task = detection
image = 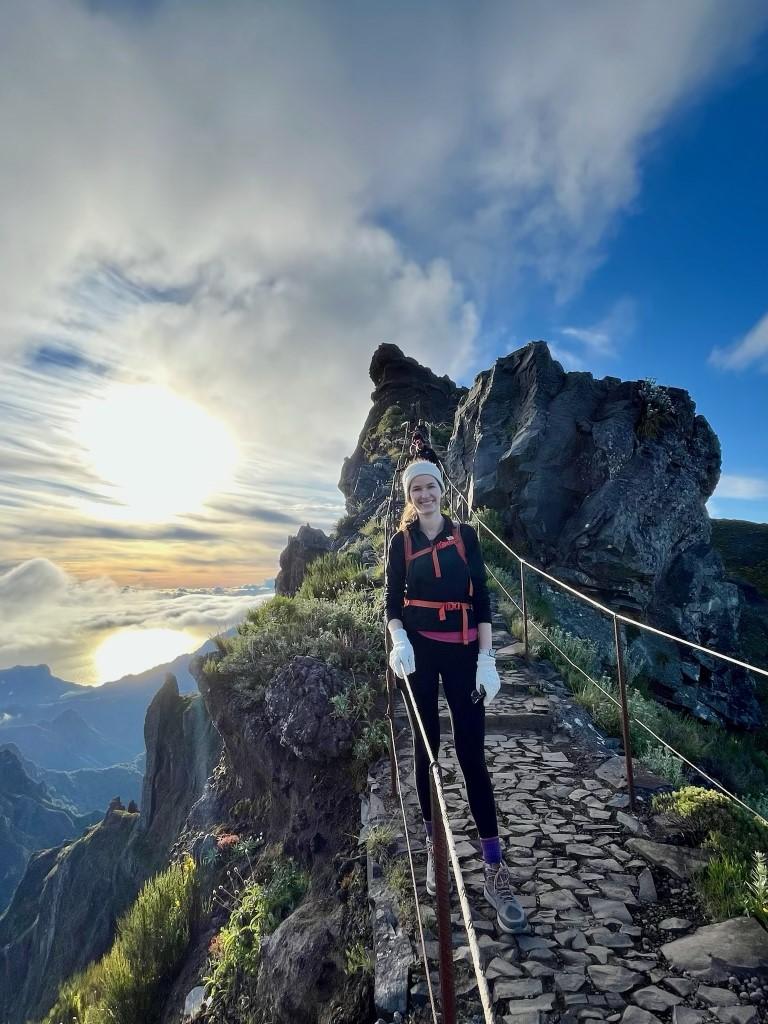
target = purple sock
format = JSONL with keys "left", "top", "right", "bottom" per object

{"left": 481, "top": 836, "right": 502, "bottom": 865}
{"left": 424, "top": 819, "right": 433, "bottom": 839}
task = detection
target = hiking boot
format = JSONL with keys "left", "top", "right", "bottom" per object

{"left": 425, "top": 837, "right": 453, "bottom": 896}
{"left": 483, "top": 860, "right": 528, "bottom": 934}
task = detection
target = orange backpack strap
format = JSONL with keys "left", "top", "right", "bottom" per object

{"left": 453, "top": 522, "right": 474, "bottom": 597}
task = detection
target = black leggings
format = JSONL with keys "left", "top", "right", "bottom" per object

{"left": 402, "top": 631, "right": 498, "bottom": 838}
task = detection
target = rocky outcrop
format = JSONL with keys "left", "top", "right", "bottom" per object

{"left": 196, "top": 655, "right": 358, "bottom": 876}
{"left": 337, "top": 344, "right": 466, "bottom": 526}
{"left": 0, "top": 677, "right": 219, "bottom": 1024}
{"left": 140, "top": 674, "right": 221, "bottom": 850}
{"left": 444, "top": 342, "right": 758, "bottom": 727}
{"left": 0, "top": 749, "right": 99, "bottom": 913}
{"left": 275, "top": 524, "right": 332, "bottom": 596}
{"left": 0, "top": 805, "right": 144, "bottom": 1024}
{"left": 189, "top": 655, "right": 369, "bottom": 1023}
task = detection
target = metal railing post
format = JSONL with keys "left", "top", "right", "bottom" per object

{"left": 613, "top": 615, "right": 636, "bottom": 812}
{"left": 519, "top": 560, "right": 529, "bottom": 658}
{"left": 430, "top": 769, "right": 457, "bottom": 1024}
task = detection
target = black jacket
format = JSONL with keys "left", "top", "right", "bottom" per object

{"left": 385, "top": 515, "right": 492, "bottom": 633}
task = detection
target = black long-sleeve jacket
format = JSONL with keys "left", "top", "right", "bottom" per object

{"left": 385, "top": 515, "right": 492, "bottom": 633}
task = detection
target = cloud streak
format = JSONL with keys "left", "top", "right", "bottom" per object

{"left": 1, "top": 0, "right": 766, "bottom": 589}
{"left": 710, "top": 310, "right": 768, "bottom": 371}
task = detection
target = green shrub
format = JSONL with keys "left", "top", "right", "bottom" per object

{"left": 366, "top": 822, "right": 398, "bottom": 864}
{"left": 330, "top": 677, "right": 376, "bottom": 723}
{"left": 383, "top": 858, "right": 417, "bottom": 932}
{"left": 352, "top": 720, "right": 390, "bottom": 778}
{"left": 640, "top": 744, "right": 685, "bottom": 786}
{"left": 298, "top": 552, "right": 370, "bottom": 601}
{"left": 744, "top": 851, "right": 768, "bottom": 926}
{"left": 43, "top": 858, "right": 199, "bottom": 1024}
{"left": 652, "top": 786, "right": 768, "bottom": 860}
{"left": 429, "top": 422, "right": 452, "bottom": 449}
{"left": 695, "top": 855, "right": 750, "bottom": 921}
{"left": 205, "top": 858, "right": 308, "bottom": 1012}
{"left": 212, "top": 594, "right": 384, "bottom": 693}
{"left": 344, "top": 941, "right": 374, "bottom": 976}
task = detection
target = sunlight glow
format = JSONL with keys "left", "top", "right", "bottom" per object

{"left": 94, "top": 627, "right": 200, "bottom": 683}
{"left": 75, "top": 384, "right": 239, "bottom": 521}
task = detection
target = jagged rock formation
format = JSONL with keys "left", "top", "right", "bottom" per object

{"left": 338, "top": 343, "right": 466, "bottom": 527}
{"left": 140, "top": 674, "right": 221, "bottom": 847}
{"left": 0, "top": 804, "right": 143, "bottom": 1024}
{"left": 444, "top": 342, "right": 757, "bottom": 727}
{"left": 0, "top": 748, "right": 99, "bottom": 913}
{"left": 187, "top": 654, "right": 370, "bottom": 1022}
{"left": 0, "top": 677, "right": 219, "bottom": 1024}
{"left": 275, "top": 524, "right": 332, "bottom": 596}
{"left": 196, "top": 655, "right": 357, "bottom": 875}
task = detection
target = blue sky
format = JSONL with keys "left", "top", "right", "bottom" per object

{"left": 0, "top": 0, "right": 767, "bottom": 680}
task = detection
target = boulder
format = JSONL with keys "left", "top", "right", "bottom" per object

{"left": 625, "top": 838, "right": 712, "bottom": 880}
{"left": 443, "top": 341, "right": 759, "bottom": 728}
{"left": 661, "top": 917, "right": 768, "bottom": 982}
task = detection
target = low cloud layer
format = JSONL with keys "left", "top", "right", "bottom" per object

{"left": 0, "top": 557, "right": 271, "bottom": 683}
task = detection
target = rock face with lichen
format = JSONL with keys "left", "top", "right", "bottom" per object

{"left": 337, "top": 343, "right": 467, "bottom": 530}
{"left": 444, "top": 341, "right": 757, "bottom": 728}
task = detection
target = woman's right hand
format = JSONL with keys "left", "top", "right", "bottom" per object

{"left": 388, "top": 628, "right": 415, "bottom": 679}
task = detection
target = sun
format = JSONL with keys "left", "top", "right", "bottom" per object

{"left": 93, "top": 627, "right": 201, "bottom": 683}
{"left": 75, "top": 383, "right": 239, "bottom": 521}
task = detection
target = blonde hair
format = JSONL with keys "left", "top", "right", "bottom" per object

{"left": 398, "top": 499, "right": 447, "bottom": 532}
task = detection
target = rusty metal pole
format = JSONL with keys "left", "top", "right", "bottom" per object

{"left": 429, "top": 768, "right": 457, "bottom": 1024}
{"left": 384, "top": 645, "right": 399, "bottom": 798}
{"left": 613, "top": 614, "right": 636, "bottom": 812}
{"left": 519, "top": 560, "right": 529, "bottom": 658}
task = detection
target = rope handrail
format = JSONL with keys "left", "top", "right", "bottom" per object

{"left": 381, "top": 429, "right": 494, "bottom": 1024}
{"left": 382, "top": 429, "right": 440, "bottom": 1024}
{"left": 483, "top": 532, "right": 768, "bottom": 831}
{"left": 441, "top": 473, "right": 768, "bottom": 680}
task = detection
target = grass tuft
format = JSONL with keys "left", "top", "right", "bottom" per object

{"left": 43, "top": 857, "right": 199, "bottom": 1024}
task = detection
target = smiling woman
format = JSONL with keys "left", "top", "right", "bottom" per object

{"left": 93, "top": 626, "right": 201, "bottom": 683}
{"left": 74, "top": 384, "right": 239, "bottom": 522}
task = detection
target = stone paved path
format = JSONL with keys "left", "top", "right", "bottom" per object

{"left": 374, "top": 610, "right": 767, "bottom": 1024}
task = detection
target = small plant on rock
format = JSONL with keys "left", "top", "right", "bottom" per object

{"left": 744, "top": 851, "right": 768, "bottom": 926}
{"left": 366, "top": 822, "right": 398, "bottom": 864}
{"left": 344, "top": 941, "right": 374, "bottom": 977}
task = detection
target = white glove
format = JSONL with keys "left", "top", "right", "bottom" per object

{"left": 389, "top": 628, "right": 415, "bottom": 680}
{"left": 476, "top": 652, "right": 500, "bottom": 705}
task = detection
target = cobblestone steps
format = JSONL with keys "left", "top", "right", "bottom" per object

{"left": 369, "top": 664, "right": 766, "bottom": 1023}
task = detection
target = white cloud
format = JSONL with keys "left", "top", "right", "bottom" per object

{"left": 0, "top": 0, "right": 766, "bottom": 589}
{"left": 558, "top": 297, "right": 637, "bottom": 362}
{"left": 713, "top": 474, "right": 768, "bottom": 500}
{"left": 710, "top": 311, "right": 768, "bottom": 371}
{"left": 0, "top": 558, "right": 271, "bottom": 683}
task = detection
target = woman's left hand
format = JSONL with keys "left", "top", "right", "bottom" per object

{"left": 476, "top": 653, "right": 500, "bottom": 705}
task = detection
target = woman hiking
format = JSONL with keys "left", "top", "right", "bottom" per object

{"left": 385, "top": 459, "right": 528, "bottom": 934}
